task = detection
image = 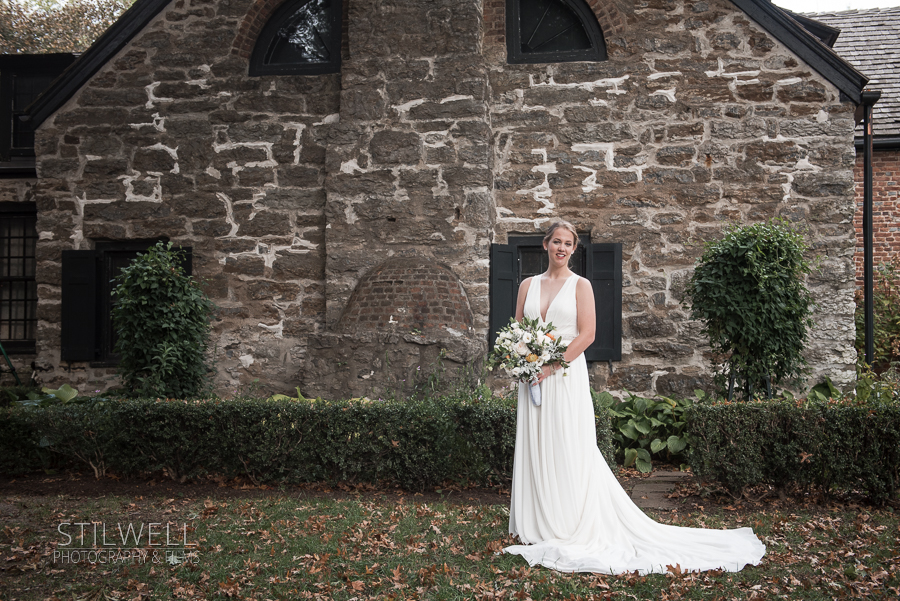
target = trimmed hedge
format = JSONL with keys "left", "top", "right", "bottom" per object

{"left": 685, "top": 399, "right": 900, "bottom": 504}
{"left": 0, "top": 396, "right": 616, "bottom": 490}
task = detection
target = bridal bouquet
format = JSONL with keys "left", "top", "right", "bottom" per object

{"left": 487, "top": 317, "right": 569, "bottom": 406}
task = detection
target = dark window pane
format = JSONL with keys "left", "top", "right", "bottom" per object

{"left": 250, "top": 0, "right": 341, "bottom": 75}
{"left": 267, "top": 0, "right": 333, "bottom": 65}
{"left": 520, "top": 0, "right": 591, "bottom": 54}
{"left": 0, "top": 208, "right": 37, "bottom": 346}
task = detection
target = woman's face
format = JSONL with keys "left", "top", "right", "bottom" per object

{"left": 544, "top": 228, "right": 577, "bottom": 269}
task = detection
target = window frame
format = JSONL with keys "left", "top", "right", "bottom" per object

{"left": 0, "top": 202, "right": 37, "bottom": 354}
{"left": 506, "top": 0, "right": 608, "bottom": 65}
{"left": 0, "top": 53, "right": 77, "bottom": 177}
{"left": 249, "top": 0, "right": 343, "bottom": 77}
{"left": 489, "top": 236, "right": 622, "bottom": 362}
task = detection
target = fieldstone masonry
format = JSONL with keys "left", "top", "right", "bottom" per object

{"left": 23, "top": 0, "right": 859, "bottom": 396}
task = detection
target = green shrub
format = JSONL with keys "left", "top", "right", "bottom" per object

{"left": 685, "top": 219, "right": 814, "bottom": 400}
{"left": 0, "top": 394, "right": 616, "bottom": 490}
{"left": 594, "top": 391, "right": 690, "bottom": 472}
{"left": 855, "top": 256, "right": 900, "bottom": 371}
{"left": 112, "top": 242, "right": 214, "bottom": 398}
{"left": 684, "top": 397, "right": 900, "bottom": 504}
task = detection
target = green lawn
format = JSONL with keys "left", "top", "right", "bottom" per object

{"left": 1, "top": 489, "right": 898, "bottom": 600}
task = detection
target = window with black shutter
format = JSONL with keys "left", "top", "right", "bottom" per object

{"left": 506, "top": 0, "right": 607, "bottom": 64}
{"left": 61, "top": 241, "right": 192, "bottom": 364}
{"left": 0, "top": 202, "right": 37, "bottom": 354}
{"left": 490, "top": 237, "right": 621, "bottom": 361}
{"left": 249, "top": 0, "right": 342, "bottom": 76}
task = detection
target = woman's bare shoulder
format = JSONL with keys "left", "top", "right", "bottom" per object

{"left": 575, "top": 276, "right": 594, "bottom": 293}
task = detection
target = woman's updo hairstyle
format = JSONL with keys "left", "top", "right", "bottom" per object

{"left": 543, "top": 220, "right": 579, "bottom": 250}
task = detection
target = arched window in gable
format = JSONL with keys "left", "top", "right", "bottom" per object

{"left": 506, "top": 0, "right": 607, "bottom": 64}
{"left": 249, "top": 0, "right": 342, "bottom": 76}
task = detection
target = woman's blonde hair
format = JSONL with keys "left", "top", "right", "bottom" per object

{"left": 543, "top": 220, "right": 579, "bottom": 249}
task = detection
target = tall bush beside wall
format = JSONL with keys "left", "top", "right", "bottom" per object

{"left": 855, "top": 255, "right": 900, "bottom": 371}
{"left": 112, "top": 242, "right": 214, "bottom": 399}
{"left": 685, "top": 219, "right": 814, "bottom": 399}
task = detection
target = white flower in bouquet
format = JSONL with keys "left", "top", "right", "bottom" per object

{"left": 487, "top": 316, "right": 571, "bottom": 407}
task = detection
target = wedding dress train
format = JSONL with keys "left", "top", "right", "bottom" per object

{"left": 505, "top": 274, "right": 766, "bottom": 574}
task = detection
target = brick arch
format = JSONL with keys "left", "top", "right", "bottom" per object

{"left": 484, "top": 0, "right": 627, "bottom": 49}
{"left": 232, "top": 0, "right": 351, "bottom": 63}
{"left": 232, "top": 0, "right": 285, "bottom": 59}
{"left": 339, "top": 258, "right": 475, "bottom": 335}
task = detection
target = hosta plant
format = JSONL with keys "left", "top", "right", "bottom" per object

{"left": 593, "top": 391, "right": 691, "bottom": 473}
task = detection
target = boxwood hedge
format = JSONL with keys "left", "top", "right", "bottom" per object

{"left": 685, "top": 399, "right": 900, "bottom": 504}
{"left": 0, "top": 395, "right": 616, "bottom": 490}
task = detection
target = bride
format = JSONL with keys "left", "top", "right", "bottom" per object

{"left": 504, "top": 220, "right": 766, "bottom": 574}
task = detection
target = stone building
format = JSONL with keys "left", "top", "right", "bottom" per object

{"left": 1, "top": 0, "right": 868, "bottom": 397}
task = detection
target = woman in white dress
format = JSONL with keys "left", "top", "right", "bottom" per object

{"left": 504, "top": 221, "right": 766, "bottom": 574}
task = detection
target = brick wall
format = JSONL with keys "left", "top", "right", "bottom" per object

{"left": 853, "top": 148, "right": 900, "bottom": 285}
{"left": 340, "top": 259, "right": 474, "bottom": 334}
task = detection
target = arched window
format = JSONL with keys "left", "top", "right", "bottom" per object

{"left": 249, "top": 0, "right": 342, "bottom": 76}
{"left": 506, "top": 0, "right": 607, "bottom": 64}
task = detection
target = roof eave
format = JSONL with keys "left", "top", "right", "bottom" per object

{"left": 25, "top": 0, "right": 172, "bottom": 128}
{"left": 730, "top": 0, "right": 868, "bottom": 104}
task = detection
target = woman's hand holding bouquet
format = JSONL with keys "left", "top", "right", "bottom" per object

{"left": 487, "top": 317, "right": 569, "bottom": 406}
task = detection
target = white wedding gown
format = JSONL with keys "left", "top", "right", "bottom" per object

{"left": 505, "top": 274, "right": 766, "bottom": 574}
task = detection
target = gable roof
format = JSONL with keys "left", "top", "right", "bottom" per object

{"left": 24, "top": 0, "right": 869, "bottom": 128}
{"left": 25, "top": 0, "right": 171, "bottom": 128}
{"left": 807, "top": 7, "right": 900, "bottom": 140}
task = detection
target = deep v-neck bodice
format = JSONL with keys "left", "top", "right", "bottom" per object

{"left": 524, "top": 274, "right": 579, "bottom": 341}
{"left": 537, "top": 275, "right": 573, "bottom": 322}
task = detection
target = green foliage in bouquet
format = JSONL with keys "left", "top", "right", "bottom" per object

{"left": 685, "top": 219, "right": 814, "bottom": 400}
{"left": 594, "top": 391, "right": 691, "bottom": 473}
{"left": 112, "top": 242, "right": 214, "bottom": 399}
{"left": 487, "top": 316, "right": 569, "bottom": 381}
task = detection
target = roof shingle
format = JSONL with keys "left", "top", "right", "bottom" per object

{"left": 810, "top": 7, "right": 900, "bottom": 137}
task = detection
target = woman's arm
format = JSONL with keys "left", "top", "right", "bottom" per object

{"left": 562, "top": 277, "right": 596, "bottom": 363}
{"left": 514, "top": 276, "right": 533, "bottom": 322}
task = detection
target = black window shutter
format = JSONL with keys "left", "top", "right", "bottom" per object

{"left": 584, "top": 243, "right": 622, "bottom": 361}
{"left": 179, "top": 246, "right": 193, "bottom": 275}
{"left": 489, "top": 243, "right": 517, "bottom": 350}
{"left": 61, "top": 250, "right": 98, "bottom": 362}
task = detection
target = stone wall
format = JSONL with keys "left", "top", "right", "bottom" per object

{"left": 28, "top": 0, "right": 860, "bottom": 396}
{"left": 33, "top": 0, "right": 339, "bottom": 394}
{"left": 483, "top": 0, "right": 858, "bottom": 392}
{"left": 853, "top": 149, "right": 900, "bottom": 284}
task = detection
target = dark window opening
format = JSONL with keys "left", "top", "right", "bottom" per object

{"left": 507, "top": 0, "right": 607, "bottom": 64}
{"left": 0, "top": 203, "right": 37, "bottom": 354}
{"left": 490, "top": 236, "right": 621, "bottom": 362}
{"left": 61, "top": 240, "right": 192, "bottom": 365}
{"left": 250, "top": 0, "right": 342, "bottom": 76}
{"left": 0, "top": 54, "right": 77, "bottom": 177}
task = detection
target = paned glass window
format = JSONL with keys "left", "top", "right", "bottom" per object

{"left": 0, "top": 53, "right": 76, "bottom": 176}
{"left": 250, "top": 0, "right": 342, "bottom": 76}
{"left": 507, "top": 0, "right": 607, "bottom": 64}
{"left": 0, "top": 203, "right": 37, "bottom": 354}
